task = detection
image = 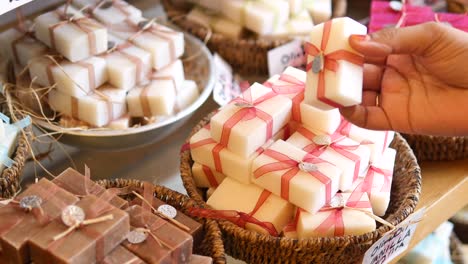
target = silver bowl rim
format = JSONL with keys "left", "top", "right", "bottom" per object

{"left": 33, "top": 34, "right": 215, "bottom": 138}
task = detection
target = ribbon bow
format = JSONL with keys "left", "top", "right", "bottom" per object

{"left": 361, "top": 165, "right": 393, "bottom": 195}
{"left": 253, "top": 149, "right": 332, "bottom": 203}
{"left": 264, "top": 73, "right": 305, "bottom": 122}
{"left": 219, "top": 89, "right": 276, "bottom": 147}
{"left": 189, "top": 190, "right": 279, "bottom": 236}
{"left": 304, "top": 20, "right": 364, "bottom": 108}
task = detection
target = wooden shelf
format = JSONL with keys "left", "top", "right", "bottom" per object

{"left": 391, "top": 159, "right": 468, "bottom": 263}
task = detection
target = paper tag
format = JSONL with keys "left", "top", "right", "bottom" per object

{"left": 267, "top": 39, "right": 306, "bottom": 76}
{"left": 212, "top": 54, "right": 242, "bottom": 106}
{"left": 0, "top": 0, "right": 35, "bottom": 16}
{"left": 363, "top": 207, "right": 426, "bottom": 264}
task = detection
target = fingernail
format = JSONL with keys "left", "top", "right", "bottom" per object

{"left": 350, "top": 34, "right": 370, "bottom": 42}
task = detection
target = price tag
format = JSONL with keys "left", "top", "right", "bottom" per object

{"left": 212, "top": 53, "right": 242, "bottom": 106}
{"left": 363, "top": 207, "right": 426, "bottom": 264}
{"left": 0, "top": 0, "right": 35, "bottom": 16}
{"left": 267, "top": 39, "right": 306, "bottom": 76}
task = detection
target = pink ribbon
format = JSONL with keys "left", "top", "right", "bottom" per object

{"left": 358, "top": 165, "right": 393, "bottom": 197}
{"left": 338, "top": 117, "right": 390, "bottom": 155}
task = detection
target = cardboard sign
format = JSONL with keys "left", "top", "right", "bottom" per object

{"left": 212, "top": 53, "right": 242, "bottom": 106}
{"left": 363, "top": 207, "right": 426, "bottom": 264}
{"left": 0, "top": 0, "right": 35, "bottom": 16}
{"left": 267, "top": 39, "right": 306, "bottom": 76}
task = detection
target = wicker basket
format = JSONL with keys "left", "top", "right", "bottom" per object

{"left": 447, "top": 0, "right": 468, "bottom": 13}
{"left": 161, "top": 0, "right": 347, "bottom": 75}
{"left": 0, "top": 105, "right": 30, "bottom": 199}
{"left": 402, "top": 134, "right": 468, "bottom": 161}
{"left": 450, "top": 233, "right": 465, "bottom": 264}
{"left": 180, "top": 112, "right": 422, "bottom": 264}
{"left": 96, "top": 178, "right": 227, "bottom": 264}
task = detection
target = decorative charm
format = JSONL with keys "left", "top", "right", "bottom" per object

{"left": 312, "top": 53, "right": 324, "bottom": 74}
{"left": 298, "top": 162, "right": 319, "bottom": 173}
{"left": 234, "top": 102, "right": 255, "bottom": 108}
{"left": 157, "top": 204, "right": 177, "bottom": 219}
{"left": 127, "top": 229, "right": 148, "bottom": 244}
{"left": 312, "top": 135, "right": 332, "bottom": 146}
{"left": 19, "top": 195, "right": 42, "bottom": 210}
{"left": 61, "top": 205, "right": 85, "bottom": 227}
{"left": 329, "top": 195, "right": 346, "bottom": 208}
{"left": 107, "top": 40, "right": 116, "bottom": 50}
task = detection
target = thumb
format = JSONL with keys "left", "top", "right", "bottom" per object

{"left": 350, "top": 22, "right": 445, "bottom": 57}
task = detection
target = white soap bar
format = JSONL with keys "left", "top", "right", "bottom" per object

{"left": 289, "top": 0, "right": 304, "bottom": 15}
{"left": 264, "top": 66, "right": 306, "bottom": 100}
{"left": 177, "top": 80, "right": 199, "bottom": 110}
{"left": 190, "top": 125, "right": 288, "bottom": 184}
{"left": 286, "top": 126, "right": 371, "bottom": 191}
{"left": 34, "top": 7, "right": 107, "bottom": 62}
{"left": 304, "top": 17, "right": 366, "bottom": 110}
{"left": 48, "top": 84, "right": 127, "bottom": 127}
{"left": 192, "top": 163, "right": 226, "bottom": 188}
{"left": 210, "top": 83, "right": 292, "bottom": 157}
{"left": 252, "top": 140, "right": 341, "bottom": 214}
{"left": 207, "top": 178, "right": 294, "bottom": 235}
{"left": 106, "top": 115, "right": 131, "bottom": 130}
{"left": 103, "top": 41, "right": 151, "bottom": 91}
{"left": 72, "top": 0, "right": 142, "bottom": 26}
{"left": 187, "top": 7, "right": 243, "bottom": 39}
{"left": 221, "top": 0, "right": 289, "bottom": 35}
{"left": 0, "top": 124, "right": 20, "bottom": 173}
{"left": 300, "top": 103, "right": 341, "bottom": 134}
{"left": 297, "top": 192, "right": 376, "bottom": 238}
{"left": 110, "top": 20, "right": 184, "bottom": 70}
{"left": 304, "top": 0, "right": 332, "bottom": 24}
{"left": 0, "top": 27, "right": 47, "bottom": 66}
{"left": 126, "top": 80, "right": 176, "bottom": 117}
{"left": 152, "top": 59, "right": 185, "bottom": 92}
{"left": 29, "top": 56, "right": 108, "bottom": 98}
{"left": 339, "top": 119, "right": 395, "bottom": 163}
{"left": 262, "top": 10, "right": 314, "bottom": 38}
{"left": 350, "top": 148, "right": 396, "bottom": 216}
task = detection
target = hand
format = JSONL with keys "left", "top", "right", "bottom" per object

{"left": 340, "top": 22, "right": 468, "bottom": 136}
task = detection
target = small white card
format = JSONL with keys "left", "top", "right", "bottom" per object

{"left": 212, "top": 53, "right": 242, "bottom": 106}
{"left": 267, "top": 39, "right": 306, "bottom": 76}
{"left": 0, "top": 0, "right": 35, "bottom": 16}
{"left": 363, "top": 207, "right": 426, "bottom": 264}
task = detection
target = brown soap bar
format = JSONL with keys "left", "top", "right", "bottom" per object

{"left": 99, "top": 246, "right": 144, "bottom": 264}
{"left": 123, "top": 205, "right": 193, "bottom": 264}
{"left": 131, "top": 197, "right": 203, "bottom": 245}
{"left": 29, "top": 195, "right": 130, "bottom": 264}
{"left": 52, "top": 168, "right": 128, "bottom": 209}
{"left": 0, "top": 178, "right": 79, "bottom": 264}
{"left": 190, "top": 255, "right": 213, "bottom": 264}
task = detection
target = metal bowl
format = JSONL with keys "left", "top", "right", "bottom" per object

{"left": 34, "top": 34, "right": 215, "bottom": 151}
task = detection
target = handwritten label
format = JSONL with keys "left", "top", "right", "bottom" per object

{"left": 267, "top": 39, "right": 306, "bottom": 76}
{"left": 212, "top": 53, "right": 242, "bottom": 106}
{"left": 0, "top": 0, "right": 35, "bottom": 16}
{"left": 363, "top": 207, "right": 426, "bottom": 264}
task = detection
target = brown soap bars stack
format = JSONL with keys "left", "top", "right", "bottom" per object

{"left": 0, "top": 168, "right": 210, "bottom": 264}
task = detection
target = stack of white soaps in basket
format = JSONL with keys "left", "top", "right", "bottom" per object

{"left": 186, "top": 0, "right": 333, "bottom": 38}
{"left": 0, "top": 0, "right": 200, "bottom": 129}
{"left": 189, "top": 17, "right": 397, "bottom": 238}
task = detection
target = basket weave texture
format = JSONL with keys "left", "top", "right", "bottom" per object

{"left": 161, "top": 0, "right": 347, "bottom": 75}
{"left": 0, "top": 105, "right": 29, "bottom": 199}
{"left": 402, "top": 134, "right": 468, "bottom": 161}
{"left": 180, "top": 112, "right": 422, "bottom": 264}
{"left": 97, "top": 178, "right": 227, "bottom": 264}
{"left": 447, "top": 0, "right": 468, "bottom": 13}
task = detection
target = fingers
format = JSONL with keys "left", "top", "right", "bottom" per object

{"left": 339, "top": 105, "right": 392, "bottom": 131}
{"left": 362, "top": 91, "right": 378, "bottom": 106}
{"left": 363, "top": 64, "right": 384, "bottom": 92}
{"left": 350, "top": 22, "right": 444, "bottom": 57}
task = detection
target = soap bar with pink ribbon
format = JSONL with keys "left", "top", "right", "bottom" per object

{"left": 304, "top": 17, "right": 366, "bottom": 111}
{"left": 126, "top": 79, "right": 177, "bottom": 117}
{"left": 109, "top": 19, "right": 184, "bottom": 70}
{"left": 34, "top": 5, "right": 108, "bottom": 62}
{"left": 206, "top": 177, "right": 294, "bottom": 236}
{"left": 71, "top": 0, "right": 142, "bottom": 26}
{"left": 0, "top": 26, "right": 47, "bottom": 67}
{"left": 189, "top": 124, "right": 289, "bottom": 184}
{"left": 286, "top": 126, "right": 371, "bottom": 191}
{"left": 48, "top": 84, "right": 127, "bottom": 127}
{"left": 210, "top": 82, "right": 292, "bottom": 158}
{"left": 348, "top": 148, "right": 396, "bottom": 216}
{"left": 29, "top": 56, "right": 108, "bottom": 98}
{"left": 296, "top": 192, "right": 376, "bottom": 238}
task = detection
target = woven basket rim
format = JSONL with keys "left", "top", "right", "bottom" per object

{"left": 96, "top": 178, "right": 227, "bottom": 264}
{"left": 402, "top": 133, "right": 468, "bottom": 162}
{"left": 180, "top": 111, "right": 422, "bottom": 261}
